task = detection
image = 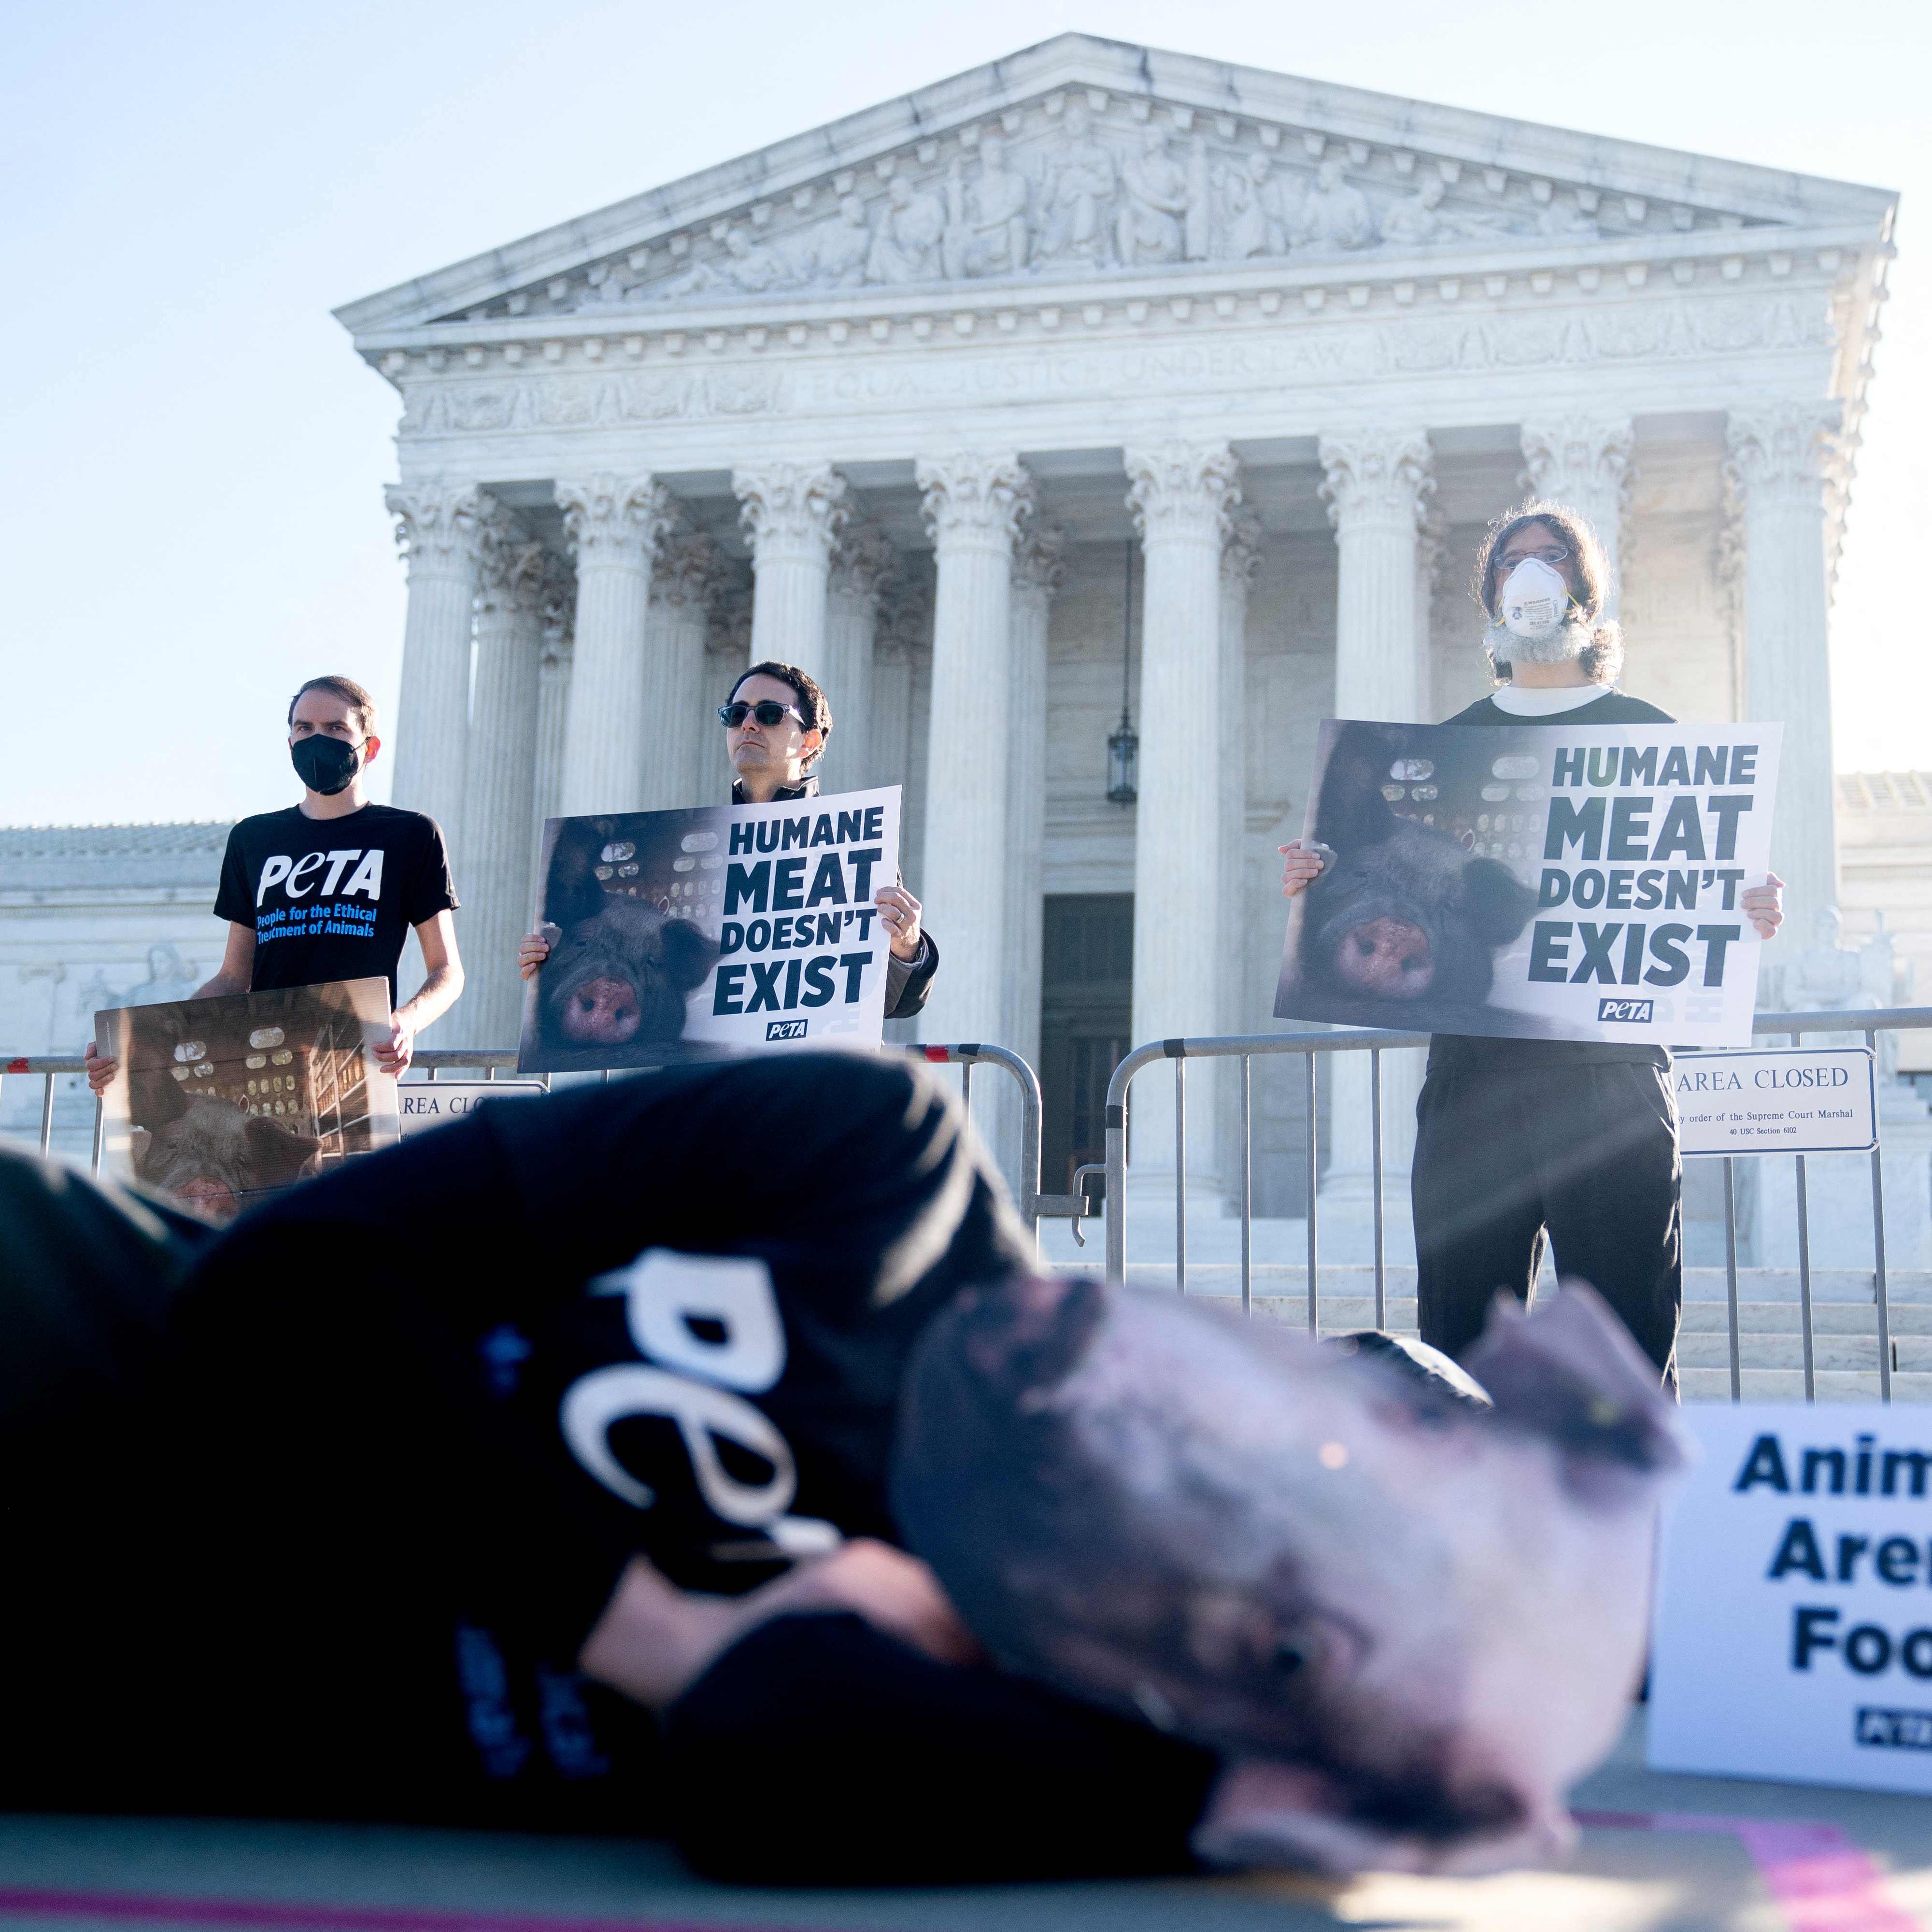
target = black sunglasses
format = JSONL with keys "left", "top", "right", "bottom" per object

{"left": 719, "top": 699, "right": 807, "bottom": 730}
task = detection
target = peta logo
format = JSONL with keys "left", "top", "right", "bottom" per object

{"left": 1598, "top": 997, "right": 1655, "bottom": 1023}
{"left": 256, "top": 849, "right": 384, "bottom": 906}
{"left": 1856, "top": 1706, "right": 1932, "bottom": 1751}
{"left": 765, "top": 1018, "right": 809, "bottom": 1041}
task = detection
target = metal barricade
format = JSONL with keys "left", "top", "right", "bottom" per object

{"left": 1100, "top": 1006, "right": 1932, "bottom": 1406}
{"left": 1, "top": 1041, "right": 1051, "bottom": 1231}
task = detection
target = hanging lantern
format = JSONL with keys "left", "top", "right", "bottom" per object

{"left": 1107, "top": 539, "right": 1138, "bottom": 806}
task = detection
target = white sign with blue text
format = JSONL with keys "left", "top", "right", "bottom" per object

{"left": 396, "top": 1081, "right": 545, "bottom": 1137}
{"left": 1649, "top": 1404, "right": 1932, "bottom": 1795}
{"left": 1674, "top": 1047, "right": 1877, "bottom": 1158}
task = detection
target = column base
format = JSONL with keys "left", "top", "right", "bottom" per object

{"left": 1315, "top": 1169, "right": 1416, "bottom": 1269}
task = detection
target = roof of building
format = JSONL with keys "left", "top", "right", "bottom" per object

{"left": 1839, "top": 774, "right": 1932, "bottom": 813}
{"left": 0, "top": 822, "right": 234, "bottom": 892}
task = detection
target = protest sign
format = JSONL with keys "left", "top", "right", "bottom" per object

{"left": 397, "top": 1080, "right": 545, "bottom": 1136}
{"left": 519, "top": 786, "right": 902, "bottom": 1073}
{"left": 1275, "top": 719, "right": 1782, "bottom": 1047}
{"left": 93, "top": 977, "right": 399, "bottom": 1222}
{"left": 1649, "top": 1404, "right": 1932, "bottom": 1796}
{"left": 1675, "top": 1047, "right": 1877, "bottom": 1157}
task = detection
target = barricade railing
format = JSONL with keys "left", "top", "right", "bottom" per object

{"left": 1, "top": 1040, "right": 1052, "bottom": 1231}
{"left": 1102, "top": 1006, "right": 1932, "bottom": 1406}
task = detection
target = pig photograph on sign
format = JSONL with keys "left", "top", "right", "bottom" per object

{"left": 519, "top": 786, "right": 902, "bottom": 1073}
{"left": 93, "top": 976, "right": 400, "bottom": 1221}
{"left": 1275, "top": 720, "right": 1782, "bottom": 1048}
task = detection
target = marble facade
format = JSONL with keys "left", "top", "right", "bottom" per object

{"left": 337, "top": 35, "right": 1893, "bottom": 1227}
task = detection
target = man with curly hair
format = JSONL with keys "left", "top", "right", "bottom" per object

{"left": 1281, "top": 501, "right": 1784, "bottom": 1381}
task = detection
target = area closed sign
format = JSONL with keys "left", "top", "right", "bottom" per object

{"left": 1673, "top": 1045, "right": 1876, "bottom": 1157}
{"left": 397, "top": 1081, "right": 544, "bottom": 1136}
{"left": 1649, "top": 1405, "right": 1932, "bottom": 1795}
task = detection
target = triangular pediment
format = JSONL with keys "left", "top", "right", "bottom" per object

{"left": 336, "top": 34, "right": 1893, "bottom": 340}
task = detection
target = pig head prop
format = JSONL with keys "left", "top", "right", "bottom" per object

{"left": 893, "top": 1278, "right": 1687, "bottom": 1876}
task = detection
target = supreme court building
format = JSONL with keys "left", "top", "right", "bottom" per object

{"left": 337, "top": 34, "right": 1893, "bottom": 1224}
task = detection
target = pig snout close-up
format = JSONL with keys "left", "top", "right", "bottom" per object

{"left": 893, "top": 1275, "right": 1689, "bottom": 1879}
{"left": 540, "top": 898, "right": 715, "bottom": 1054}
{"left": 135, "top": 1094, "right": 322, "bottom": 1221}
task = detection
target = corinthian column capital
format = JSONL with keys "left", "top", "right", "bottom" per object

{"left": 916, "top": 453, "right": 1034, "bottom": 553}
{"left": 1520, "top": 414, "right": 1634, "bottom": 509}
{"left": 734, "top": 461, "right": 851, "bottom": 563}
{"left": 475, "top": 500, "right": 547, "bottom": 620}
{"left": 1012, "top": 518, "right": 1068, "bottom": 597}
{"left": 829, "top": 521, "right": 901, "bottom": 606}
{"left": 555, "top": 474, "right": 670, "bottom": 567}
{"left": 1220, "top": 506, "right": 1264, "bottom": 592}
{"left": 1125, "top": 440, "right": 1241, "bottom": 544}
{"left": 652, "top": 525, "right": 728, "bottom": 613}
{"left": 1317, "top": 427, "right": 1434, "bottom": 535}
{"left": 385, "top": 479, "right": 487, "bottom": 577}
{"left": 1724, "top": 398, "right": 1846, "bottom": 509}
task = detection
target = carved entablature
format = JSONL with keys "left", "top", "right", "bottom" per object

{"left": 434, "top": 100, "right": 1779, "bottom": 326}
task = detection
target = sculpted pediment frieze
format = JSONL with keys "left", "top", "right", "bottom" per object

{"left": 414, "top": 84, "right": 1843, "bottom": 333}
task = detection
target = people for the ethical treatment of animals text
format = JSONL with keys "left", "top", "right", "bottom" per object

{"left": 518, "top": 659, "right": 938, "bottom": 1019}
{"left": 1280, "top": 501, "right": 1784, "bottom": 1384}
{"left": 84, "top": 676, "right": 464, "bottom": 1093}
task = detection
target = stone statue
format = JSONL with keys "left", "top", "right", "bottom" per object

{"left": 1787, "top": 906, "right": 1867, "bottom": 1013}
{"left": 1294, "top": 156, "right": 1377, "bottom": 251}
{"left": 1218, "top": 151, "right": 1290, "bottom": 259}
{"left": 582, "top": 259, "right": 641, "bottom": 308}
{"left": 1036, "top": 98, "right": 1117, "bottom": 268}
{"left": 659, "top": 225, "right": 793, "bottom": 300}
{"left": 866, "top": 175, "right": 946, "bottom": 284}
{"left": 1534, "top": 196, "right": 1600, "bottom": 241}
{"left": 806, "top": 194, "right": 872, "bottom": 289}
{"left": 941, "top": 134, "right": 1031, "bottom": 280}
{"left": 1379, "top": 176, "right": 1450, "bottom": 248}
{"left": 1115, "top": 127, "right": 1192, "bottom": 267}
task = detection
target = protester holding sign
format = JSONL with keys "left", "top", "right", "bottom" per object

{"left": 1280, "top": 502, "right": 1783, "bottom": 1380}
{"left": 85, "top": 676, "right": 464, "bottom": 1087}
{"left": 519, "top": 660, "right": 937, "bottom": 1019}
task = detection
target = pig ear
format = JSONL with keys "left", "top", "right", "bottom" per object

{"left": 1459, "top": 858, "right": 1537, "bottom": 946}
{"left": 543, "top": 824, "right": 612, "bottom": 927}
{"left": 1462, "top": 1281, "right": 1689, "bottom": 1501}
{"left": 245, "top": 1114, "right": 322, "bottom": 1184}
{"left": 660, "top": 916, "right": 718, "bottom": 992}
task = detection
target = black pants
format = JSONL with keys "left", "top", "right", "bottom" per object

{"left": 1411, "top": 1057, "right": 1681, "bottom": 1379}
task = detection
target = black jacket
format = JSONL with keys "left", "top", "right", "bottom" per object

{"left": 732, "top": 773, "right": 938, "bottom": 1020}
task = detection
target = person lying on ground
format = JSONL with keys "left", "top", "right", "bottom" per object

{"left": 0, "top": 1055, "right": 1683, "bottom": 1884}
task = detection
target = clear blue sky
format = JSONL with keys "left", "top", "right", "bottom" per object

{"left": 3, "top": 0, "right": 1924, "bottom": 825}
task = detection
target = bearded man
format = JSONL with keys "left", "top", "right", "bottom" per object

{"left": 1281, "top": 501, "right": 1784, "bottom": 1382}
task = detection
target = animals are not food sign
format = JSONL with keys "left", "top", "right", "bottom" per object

{"left": 520, "top": 787, "right": 902, "bottom": 1073}
{"left": 1275, "top": 720, "right": 1782, "bottom": 1047}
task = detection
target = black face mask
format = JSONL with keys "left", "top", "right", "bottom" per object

{"left": 291, "top": 734, "right": 363, "bottom": 796}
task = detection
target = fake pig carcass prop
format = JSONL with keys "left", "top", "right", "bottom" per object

{"left": 894, "top": 1277, "right": 1686, "bottom": 1875}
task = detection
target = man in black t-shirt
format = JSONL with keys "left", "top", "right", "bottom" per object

{"left": 1281, "top": 502, "right": 1784, "bottom": 1379}
{"left": 87, "top": 675, "right": 464, "bottom": 1087}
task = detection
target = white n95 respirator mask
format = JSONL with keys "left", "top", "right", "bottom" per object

{"left": 1498, "top": 557, "right": 1572, "bottom": 640}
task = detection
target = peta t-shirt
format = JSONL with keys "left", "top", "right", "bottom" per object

{"left": 213, "top": 804, "right": 458, "bottom": 1012}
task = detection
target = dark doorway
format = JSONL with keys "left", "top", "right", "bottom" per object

{"left": 1040, "top": 894, "right": 1134, "bottom": 1195}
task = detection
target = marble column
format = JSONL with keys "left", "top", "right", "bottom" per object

{"left": 1725, "top": 399, "right": 1844, "bottom": 959}
{"left": 462, "top": 508, "right": 547, "bottom": 1048}
{"left": 1316, "top": 428, "right": 1435, "bottom": 1259}
{"left": 1216, "top": 509, "right": 1262, "bottom": 1198}
{"left": 1007, "top": 521, "right": 1066, "bottom": 1098}
{"left": 385, "top": 481, "right": 485, "bottom": 835}
{"left": 554, "top": 475, "right": 668, "bottom": 819}
{"left": 533, "top": 564, "right": 573, "bottom": 855}
{"left": 824, "top": 523, "right": 898, "bottom": 791}
{"left": 1124, "top": 441, "right": 1241, "bottom": 1198}
{"left": 733, "top": 463, "right": 850, "bottom": 681}
{"left": 915, "top": 455, "right": 1033, "bottom": 1057}
{"left": 1520, "top": 415, "right": 1634, "bottom": 613}
{"left": 642, "top": 525, "right": 724, "bottom": 811}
